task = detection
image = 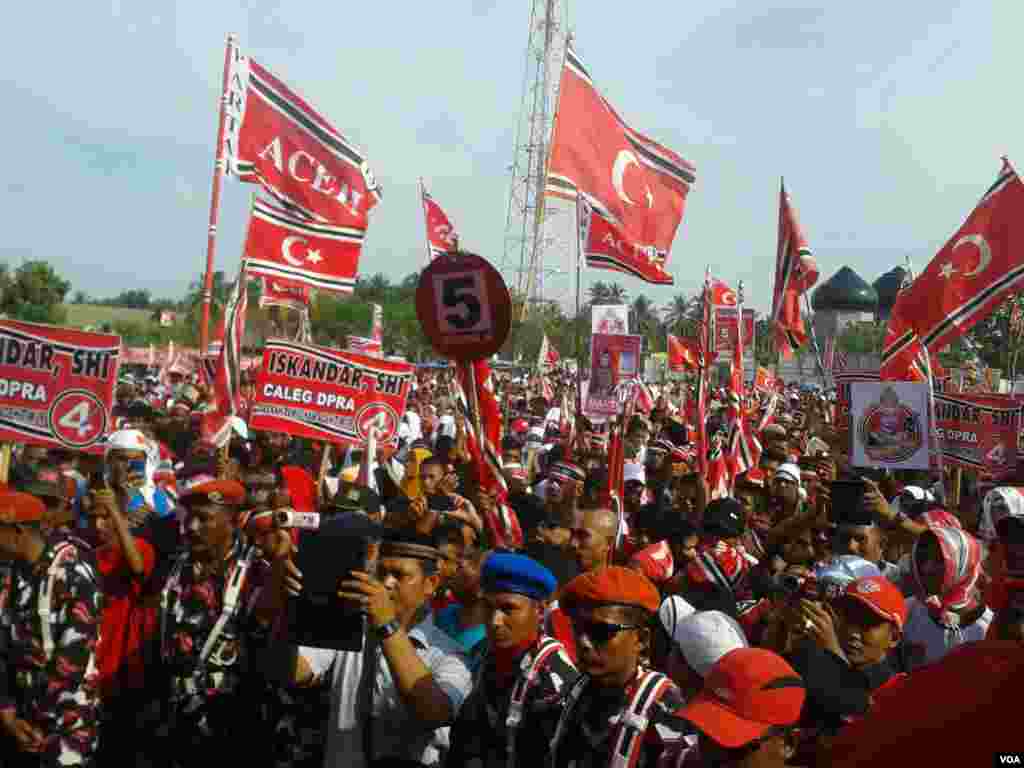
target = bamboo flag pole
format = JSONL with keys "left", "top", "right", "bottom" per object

{"left": 0, "top": 444, "right": 11, "bottom": 486}
{"left": 200, "top": 34, "right": 238, "bottom": 356}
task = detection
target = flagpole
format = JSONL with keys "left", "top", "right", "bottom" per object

{"left": 419, "top": 178, "right": 433, "bottom": 265}
{"left": 200, "top": 33, "right": 237, "bottom": 357}
{"left": 801, "top": 293, "right": 829, "bottom": 388}
{"left": 574, "top": 197, "right": 584, "bottom": 438}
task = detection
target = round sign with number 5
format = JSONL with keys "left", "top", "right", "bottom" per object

{"left": 416, "top": 252, "right": 511, "bottom": 361}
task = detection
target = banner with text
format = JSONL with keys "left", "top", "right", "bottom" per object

{"left": 935, "top": 392, "right": 1021, "bottom": 476}
{"left": 585, "top": 333, "right": 642, "bottom": 418}
{"left": 0, "top": 320, "right": 121, "bottom": 451}
{"left": 251, "top": 340, "right": 415, "bottom": 446}
{"left": 714, "top": 308, "right": 755, "bottom": 352}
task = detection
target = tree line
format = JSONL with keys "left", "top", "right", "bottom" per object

{"left": 4, "top": 259, "right": 1022, "bottom": 374}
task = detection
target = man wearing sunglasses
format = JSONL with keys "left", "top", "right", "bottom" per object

{"left": 550, "top": 566, "right": 690, "bottom": 768}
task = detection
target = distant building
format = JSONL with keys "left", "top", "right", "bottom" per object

{"left": 811, "top": 266, "right": 879, "bottom": 343}
{"left": 872, "top": 266, "right": 908, "bottom": 323}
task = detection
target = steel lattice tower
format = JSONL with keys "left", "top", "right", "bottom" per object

{"left": 502, "top": 0, "right": 570, "bottom": 318}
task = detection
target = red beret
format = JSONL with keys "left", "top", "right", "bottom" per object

{"left": 561, "top": 566, "right": 661, "bottom": 615}
{"left": 0, "top": 492, "right": 46, "bottom": 524}
{"left": 179, "top": 479, "right": 246, "bottom": 507}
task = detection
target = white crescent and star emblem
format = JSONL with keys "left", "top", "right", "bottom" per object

{"left": 954, "top": 234, "right": 991, "bottom": 278}
{"left": 612, "top": 149, "right": 653, "bottom": 208}
{"left": 281, "top": 236, "right": 323, "bottom": 267}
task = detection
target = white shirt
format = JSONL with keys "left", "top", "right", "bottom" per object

{"left": 902, "top": 597, "right": 993, "bottom": 671}
{"left": 301, "top": 614, "right": 472, "bottom": 768}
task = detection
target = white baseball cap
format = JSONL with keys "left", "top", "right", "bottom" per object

{"left": 673, "top": 610, "right": 748, "bottom": 678}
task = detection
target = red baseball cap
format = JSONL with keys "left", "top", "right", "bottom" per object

{"left": 839, "top": 576, "right": 908, "bottom": 630}
{"left": 680, "top": 648, "right": 805, "bottom": 749}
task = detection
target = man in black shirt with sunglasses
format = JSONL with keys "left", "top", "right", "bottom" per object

{"left": 550, "top": 566, "right": 690, "bottom": 768}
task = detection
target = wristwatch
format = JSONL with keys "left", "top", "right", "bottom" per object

{"left": 374, "top": 619, "right": 402, "bottom": 640}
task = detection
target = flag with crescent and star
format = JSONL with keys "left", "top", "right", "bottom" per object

{"left": 245, "top": 196, "right": 364, "bottom": 294}
{"left": 421, "top": 185, "right": 459, "bottom": 261}
{"left": 882, "top": 159, "right": 1024, "bottom": 381}
{"left": 228, "top": 55, "right": 382, "bottom": 224}
{"left": 772, "top": 180, "right": 819, "bottom": 360}
{"left": 546, "top": 41, "right": 695, "bottom": 261}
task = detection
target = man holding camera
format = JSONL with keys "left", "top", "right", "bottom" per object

{"left": 293, "top": 532, "right": 472, "bottom": 768}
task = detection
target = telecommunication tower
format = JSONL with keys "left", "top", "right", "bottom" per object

{"left": 502, "top": 0, "right": 570, "bottom": 317}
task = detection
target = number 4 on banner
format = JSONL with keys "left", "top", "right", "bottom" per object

{"left": 59, "top": 401, "right": 93, "bottom": 437}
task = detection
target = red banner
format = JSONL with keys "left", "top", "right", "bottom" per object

{"left": 715, "top": 308, "right": 755, "bottom": 352}
{"left": 585, "top": 333, "right": 642, "bottom": 418}
{"left": 250, "top": 340, "right": 414, "bottom": 446}
{"left": 579, "top": 201, "right": 673, "bottom": 285}
{"left": 935, "top": 393, "right": 1021, "bottom": 476}
{"left": 0, "top": 321, "right": 120, "bottom": 451}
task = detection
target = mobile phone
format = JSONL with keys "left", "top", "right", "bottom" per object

{"left": 128, "top": 459, "right": 147, "bottom": 475}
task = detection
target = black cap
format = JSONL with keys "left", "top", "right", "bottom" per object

{"left": 702, "top": 497, "right": 746, "bottom": 539}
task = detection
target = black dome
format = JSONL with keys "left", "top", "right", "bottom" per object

{"left": 811, "top": 266, "right": 878, "bottom": 312}
{"left": 873, "top": 267, "right": 908, "bottom": 310}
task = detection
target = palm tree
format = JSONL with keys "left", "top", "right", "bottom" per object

{"left": 606, "top": 283, "right": 628, "bottom": 305}
{"left": 587, "top": 281, "right": 611, "bottom": 306}
{"left": 663, "top": 293, "right": 700, "bottom": 335}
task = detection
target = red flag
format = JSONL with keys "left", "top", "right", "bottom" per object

{"left": 883, "top": 160, "right": 1024, "bottom": 380}
{"left": 421, "top": 186, "right": 459, "bottom": 259}
{"left": 772, "top": 181, "right": 819, "bottom": 359}
{"left": 667, "top": 334, "right": 699, "bottom": 371}
{"left": 709, "top": 279, "right": 738, "bottom": 308}
{"left": 259, "top": 278, "right": 310, "bottom": 312}
{"left": 202, "top": 263, "right": 249, "bottom": 447}
{"left": 232, "top": 58, "right": 381, "bottom": 223}
{"left": 546, "top": 42, "right": 695, "bottom": 257}
{"left": 245, "top": 197, "right": 363, "bottom": 294}
{"left": 577, "top": 198, "right": 673, "bottom": 285}
{"left": 346, "top": 336, "right": 382, "bottom": 355}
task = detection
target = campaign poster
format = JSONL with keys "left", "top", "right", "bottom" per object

{"left": 591, "top": 305, "right": 630, "bottom": 335}
{"left": 935, "top": 393, "right": 1021, "bottom": 477}
{"left": 585, "top": 333, "right": 642, "bottom": 417}
{"left": 251, "top": 341, "right": 415, "bottom": 446}
{"left": 0, "top": 320, "right": 121, "bottom": 451}
{"left": 850, "top": 381, "right": 930, "bottom": 470}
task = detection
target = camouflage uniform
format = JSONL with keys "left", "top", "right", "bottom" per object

{"left": 0, "top": 533, "right": 102, "bottom": 767}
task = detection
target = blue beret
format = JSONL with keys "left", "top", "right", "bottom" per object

{"left": 481, "top": 552, "right": 557, "bottom": 601}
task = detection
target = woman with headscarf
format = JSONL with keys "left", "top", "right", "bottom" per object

{"left": 902, "top": 524, "right": 992, "bottom": 670}
{"left": 104, "top": 429, "right": 175, "bottom": 524}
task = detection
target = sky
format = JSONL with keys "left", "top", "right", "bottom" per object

{"left": 1, "top": 1, "right": 1020, "bottom": 316}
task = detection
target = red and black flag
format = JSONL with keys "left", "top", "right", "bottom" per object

{"left": 229, "top": 56, "right": 381, "bottom": 223}
{"left": 547, "top": 41, "right": 695, "bottom": 269}
{"left": 771, "top": 180, "right": 819, "bottom": 358}
{"left": 883, "top": 160, "right": 1024, "bottom": 381}
{"left": 244, "top": 197, "right": 364, "bottom": 295}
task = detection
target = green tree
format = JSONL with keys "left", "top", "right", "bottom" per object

{"left": 631, "top": 294, "right": 660, "bottom": 352}
{"left": 1, "top": 261, "right": 71, "bottom": 325}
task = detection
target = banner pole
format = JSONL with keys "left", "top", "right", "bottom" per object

{"left": 419, "top": 178, "right": 433, "bottom": 265}
{"left": 0, "top": 443, "right": 10, "bottom": 486}
{"left": 200, "top": 34, "right": 237, "bottom": 356}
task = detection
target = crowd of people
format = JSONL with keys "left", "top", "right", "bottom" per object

{"left": 0, "top": 365, "right": 1020, "bottom": 767}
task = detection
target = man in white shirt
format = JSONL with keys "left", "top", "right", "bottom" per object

{"left": 292, "top": 533, "right": 472, "bottom": 768}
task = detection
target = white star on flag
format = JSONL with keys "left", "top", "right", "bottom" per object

{"left": 306, "top": 249, "right": 323, "bottom": 264}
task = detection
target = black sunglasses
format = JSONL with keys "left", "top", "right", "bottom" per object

{"left": 573, "top": 619, "right": 643, "bottom": 647}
